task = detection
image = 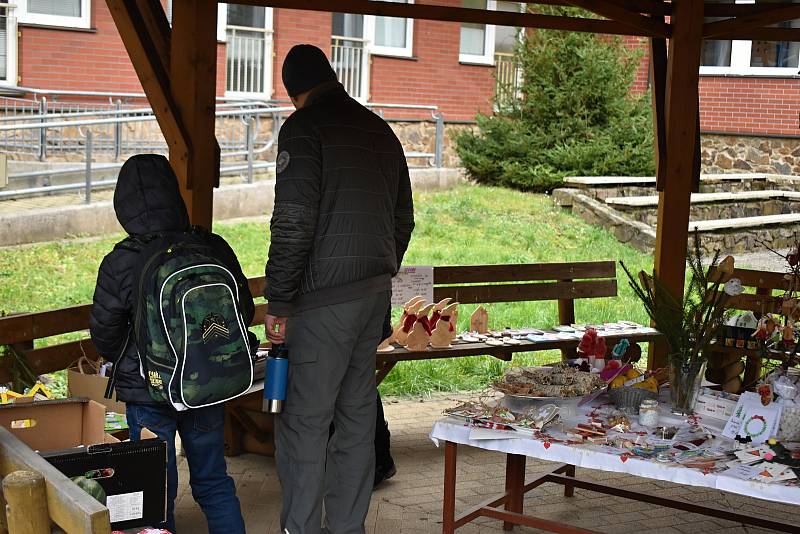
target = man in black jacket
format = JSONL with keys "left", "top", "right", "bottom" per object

{"left": 266, "top": 45, "right": 414, "bottom": 534}
{"left": 89, "top": 154, "right": 249, "bottom": 534}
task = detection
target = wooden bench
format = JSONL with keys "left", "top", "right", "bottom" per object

{"left": 373, "top": 261, "right": 659, "bottom": 383}
{"left": 224, "top": 261, "right": 662, "bottom": 456}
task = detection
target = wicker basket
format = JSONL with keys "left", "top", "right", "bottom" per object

{"left": 608, "top": 386, "right": 658, "bottom": 414}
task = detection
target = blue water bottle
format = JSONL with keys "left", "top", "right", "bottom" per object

{"left": 263, "top": 343, "right": 289, "bottom": 413}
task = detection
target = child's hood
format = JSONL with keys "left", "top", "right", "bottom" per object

{"left": 113, "top": 154, "right": 190, "bottom": 235}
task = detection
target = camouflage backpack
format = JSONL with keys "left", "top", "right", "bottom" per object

{"left": 122, "top": 228, "right": 254, "bottom": 410}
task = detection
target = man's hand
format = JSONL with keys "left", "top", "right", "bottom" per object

{"left": 265, "top": 314, "right": 288, "bottom": 344}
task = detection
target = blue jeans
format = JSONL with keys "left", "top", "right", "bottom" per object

{"left": 126, "top": 403, "right": 245, "bottom": 534}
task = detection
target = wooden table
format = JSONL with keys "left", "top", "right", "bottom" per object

{"left": 432, "top": 417, "right": 800, "bottom": 533}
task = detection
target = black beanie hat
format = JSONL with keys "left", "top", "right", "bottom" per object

{"left": 282, "top": 44, "right": 338, "bottom": 97}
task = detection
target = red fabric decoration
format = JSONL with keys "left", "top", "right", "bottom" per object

{"left": 430, "top": 311, "right": 442, "bottom": 328}
{"left": 577, "top": 328, "right": 597, "bottom": 355}
{"left": 402, "top": 313, "right": 417, "bottom": 333}
{"left": 595, "top": 336, "right": 607, "bottom": 359}
{"left": 440, "top": 315, "right": 454, "bottom": 332}
{"left": 417, "top": 316, "right": 433, "bottom": 335}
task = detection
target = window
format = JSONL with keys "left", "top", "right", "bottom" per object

{"left": 460, "top": 0, "right": 495, "bottom": 64}
{"left": 701, "top": 0, "right": 800, "bottom": 75}
{"left": 18, "top": 0, "right": 91, "bottom": 29}
{"left": 0, "top": 4, "right": 17, "bottom": 85}
{"left": 460, "top": 1, "right": 524, "bottom": 65}
{"left": 364, "top": 0, "right": 414, "bottom": 58}
{"left": 167, "top": 1, "right": 227, "bottom": 41}
{"left": 224, "top": 5, "right": 273, "bottom": 96}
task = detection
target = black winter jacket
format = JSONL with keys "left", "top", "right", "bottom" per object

{"left": 266, "top": 82, "right": 415, "bottom": 315}
{"left": 89, "top": 154, "right": 255, "bottom": 404}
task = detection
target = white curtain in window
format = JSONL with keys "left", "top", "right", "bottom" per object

{"left": 460, "top": 0, "right": 487, "bottom": 56}
{"left": 29, "top": 0, "right": 82, "bottom": 17}
{"left": 460, "top": 24, "right": 485, "bottom": 55}
{"left": 375, "top": 0, "right": 407, "bottom": 48}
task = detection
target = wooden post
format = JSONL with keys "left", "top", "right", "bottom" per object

{"left": 503, "top": 453, "right": 526, "bottom": 531}
{"left": 0, "top": 477, "right": 7, "bottom": 534}
{"left": 557, "top": 281, "right": 576, "bottom": 360}
{"left": 651, "top": 0, "right": 704, "bottom": 369}
{"left": 170, "top": 0, "right": 220, "bottom": 229}
{"left": 443, "top": 441, "right": 457, "bottom": 534}
{"left": 2, "top": 471, "right": 49, "bottom": 534}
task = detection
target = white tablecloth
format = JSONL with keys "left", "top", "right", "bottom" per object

{"left": 430, "top": 418, "right": 800, "bottom": 506}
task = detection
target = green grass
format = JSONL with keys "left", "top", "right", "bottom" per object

{"left": 0, "top": 184, "right": 654, "bottom": 396}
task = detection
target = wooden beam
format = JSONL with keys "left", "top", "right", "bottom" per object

{"left": 134, "top": 0, "right": 171, "bottom": 72}
{"left": 170, "top": 0, "right": 219, "bottom": 229}
{"left": 652, "top": 0, "right": 705, "bottom": 369}
{"left": 563, "top": 0, "right": 669, "bottom": 37}
{"left": 0, "top": 428, "right": 110, "bottom": 534}
{"left": 649, "top": 27, "right": 667, "bottom": 191}
{"left": 248, "top": 0, "right": 667, "bottom": 37}
{"left": 705, "top": 2, "right": 800, "bottom": 18}
{"left": 704, "top": 5, "right": 800, "bottom": 39}
{"left": 731, "top": 27, "right": 800, "bottom": 42}
{"left": 106, "top": 0, "right": 190, "bottom": 177}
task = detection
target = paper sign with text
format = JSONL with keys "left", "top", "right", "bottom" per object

{"left": 391, "top": 266, "right": 434, "bottom": 307}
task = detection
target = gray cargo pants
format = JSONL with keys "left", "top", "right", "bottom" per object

{"left": 276, "top": 290, "right": 390, "bottom": 534}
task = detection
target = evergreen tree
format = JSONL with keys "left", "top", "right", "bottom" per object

{"left": 454, "top": 7, "right": 655, "bottom": 193}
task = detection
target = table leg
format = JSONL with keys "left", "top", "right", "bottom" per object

{"left": 443, "top": 441, "right": 457, "bottom": 534}
{"left": 564, "top": 464, "right": 576, "bottom": 498}
{"left": 504, "top": 453, "right": 526, "bottom": 531}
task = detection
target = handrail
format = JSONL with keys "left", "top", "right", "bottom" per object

{"left": 0, "top": 106, "right": 295, "bottom": 132}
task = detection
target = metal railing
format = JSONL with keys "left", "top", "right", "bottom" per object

{"left": 494, "top": 52, "right": 522, "bottom": 110}
{"left": 331, "top": 36, "right": 369, "bottom": 101}
{"left": 0, "top": 99, "right": 445, "bottom": 204}
{"left": 226, "top": 26, "right": 273, "bottom": 96}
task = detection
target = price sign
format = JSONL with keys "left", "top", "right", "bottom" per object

{"left": 391, "top": 266, "right": 434, "bottom": 307}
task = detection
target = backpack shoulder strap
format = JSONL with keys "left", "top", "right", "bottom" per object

{"left": 113, "top": 233, "right": 160, "bottom": 253}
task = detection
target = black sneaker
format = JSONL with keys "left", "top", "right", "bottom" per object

{"left": 373, "top": 460, "right": 397, "bottom": 489}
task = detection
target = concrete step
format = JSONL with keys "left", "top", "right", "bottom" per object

{"left": 690, "top": 213, "right": 800, "bottom": 232}
{"left": 606, "top": 189, "right": 800, "bottom": 208}
{"left": 564, "top": 173, "right": 780, "bottom": 187}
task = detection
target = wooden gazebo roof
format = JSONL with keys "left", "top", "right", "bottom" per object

{"left": 107, "top": 0, "right": 800, "bottom": 367}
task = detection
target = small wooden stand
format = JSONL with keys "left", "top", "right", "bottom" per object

{"left": 470, "top": 306, "right": 489, "bottom": 334}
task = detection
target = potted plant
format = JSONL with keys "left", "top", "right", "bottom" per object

{"left": 621, "top": 233, "right": 742, "bottom": 415}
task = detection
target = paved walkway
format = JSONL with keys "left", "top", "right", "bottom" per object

{"left": 173, "top": 393, "right": 796, "bottom": 533}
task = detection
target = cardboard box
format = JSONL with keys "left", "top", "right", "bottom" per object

{"left": 0, "top": 398, "right": 110, "bottom": 452}
{"left": 42, "top": 439, "right": 167, "bottom": 530}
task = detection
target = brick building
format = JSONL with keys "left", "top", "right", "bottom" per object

{"left": 1, "top": 1, "right": 799, "bottom": 172}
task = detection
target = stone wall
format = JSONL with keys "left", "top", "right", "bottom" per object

{"left": 2, "top": 117, "right": 470, "bottom": 168}
{"left": 702, "top": 134, "right": 800, "bottom": 175}
{"left": 622, "top": 199, "right": 793, "bottom": 226}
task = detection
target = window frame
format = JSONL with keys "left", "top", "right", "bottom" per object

{"left": 0, "top": 4, "right": 18, "bottom": 86}
{"left": 700, "top": 0, "right": 800, "bottom": 76}
{"left": 459, "top": 0, "right": 497, "bottom": 65}
{"left": 364, "top": 0, "right": 415, "bottom": 59}
{"left": 222, "top": 4, "right": 274, "bottom": 98}
{"left": 17, "top": 0, "right": 91, "bottom": 30}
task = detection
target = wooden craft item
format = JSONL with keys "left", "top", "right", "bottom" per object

{"left": 394, "top": 297, "right": 427, "bottom": 345}
{"left": 449, "top": 306, "right": 459, "bottom": 342}
{"left": 377, "top": 337, "right": 395, "bottom": 352}
{"left": 470, "top": 306, "right": 489, "bottom": 334}
{"left": 430, "top": 302, "right": 458, "bottom": 349}
{"left": 405, "top": 322, "right": 431, "bottom": 352}
{"left": 405, "top": 303, "right": 435, "bottom": 351}
{"left": 430, "top": 298, "right": 452, "bottom": 328}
